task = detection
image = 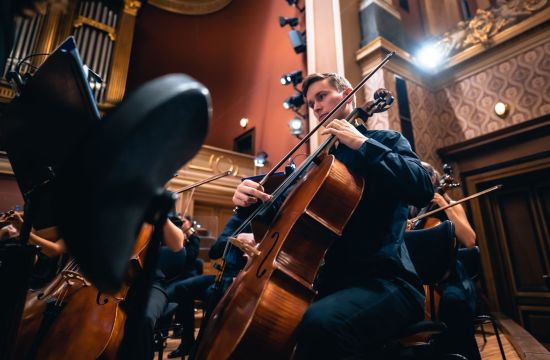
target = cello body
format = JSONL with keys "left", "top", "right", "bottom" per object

{"left": 195, "top": 154, "right": 364, "bottom": 360}
{"left": 13, "top": 225, "right": 153, "bottom": 359}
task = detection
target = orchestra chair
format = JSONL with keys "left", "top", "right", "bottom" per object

{"left": 153, "top": 302, "right": 183, "bottom": 360}
{"left": 457, "top": 247, "right": 506, "bottom": 360}
{"left": 384, "top": 220, "right": 460, "bottom": 359}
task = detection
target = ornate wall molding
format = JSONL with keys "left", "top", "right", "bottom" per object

{"left": 148, "top": 0, "right": 232, "bottom": 15}
{"left": 166, "top": 145, "right": 255, "bottom": 208}
{"left": 437, "top": 0, "right": 547, "bottom": 59}
{"left": 73, "top": 15, "right": 117, "bottom": 41}
{"left": 0, "top": 145, "right": 252, "bottom": 209}
{"left": 356, "top": 7, "right": 549, "bottom": 91}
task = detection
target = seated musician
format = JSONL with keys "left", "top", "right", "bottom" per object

{"left": 2, "top": 210, "right": 68, "bottom": 288}
{"left": 126, "top": 212, "right": 199, "bottom": 360}
{"left": 411, "top": 161, "right": 481, "bottom": 360}
{"left": 231, "top": 73, "right": 434, "bottom": 358}
{"left": 167, "top": 212, "right": 252, "bottom": 358}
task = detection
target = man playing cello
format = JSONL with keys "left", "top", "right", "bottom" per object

{"left": 232, "top": 73, "right": 434, "bottom": 358}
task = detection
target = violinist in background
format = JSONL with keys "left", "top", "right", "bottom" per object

{"left": 1, "top": 210, "right": 68, "bottom": 288}
{"left": 232, "top": 72, "right": 434, "bottom": 359}
{"left": 127, "top": 212, "right": 199, "bottom": 360}
{"left": 166, "top": 212, "right": 251, "bottom": 358}
{"left": 0, "top": 211, "right": 19, "bottom": 240}
{"left": 409, "top": 162, "right": 476, "bottom": 247}
{"left": 409, "top": 161, "right": 481, "bottom": 360}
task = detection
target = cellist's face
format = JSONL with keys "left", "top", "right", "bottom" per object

{"left": 305, "top": 79, "right": 353, "bottom": 124}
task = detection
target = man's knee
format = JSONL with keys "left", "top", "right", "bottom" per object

{"left": 297, "top": 305, "right": 332, "bottom": 341}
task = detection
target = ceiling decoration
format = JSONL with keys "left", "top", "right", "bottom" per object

{"left": 148, "top": 0, "right": 232, "bottom": 15}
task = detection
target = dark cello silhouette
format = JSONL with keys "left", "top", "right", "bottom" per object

{"left": 11, "top": 70, "right": 211, "bottom": 359}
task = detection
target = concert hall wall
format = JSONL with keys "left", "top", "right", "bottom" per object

{"left": 406, "top": 40, "right": 550, "bottom": 170}
{"left": 126, "top": 0, "right": 308, "bottom": 166}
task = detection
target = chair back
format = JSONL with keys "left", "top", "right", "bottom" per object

{"left": 457, "top": 246, "right": 481, "bottom": 279}
{"left": 404, "top": 220, "right": 457, "bottom": 286}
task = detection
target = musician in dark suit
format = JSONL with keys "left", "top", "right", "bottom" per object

{"left": 166, "top": 212, "right": 250, "bottom": 358}
{"left": 411, "top": 161, "right": 481, "bottom": 360}
{"left": 126, "top": 213, "right": 199, "bottom": 359}
{"left": 232, "top": 73, "right": 434, "bottom": 359}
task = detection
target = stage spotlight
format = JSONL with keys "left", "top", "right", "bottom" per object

{"left": 280, "top": 70, "right": 303, "bottom": 86}
{"left": 288, "top": 29, "right": 306, "bottom": 54}
{"left": 285, "top": 0, "right": 305, "bottom": 12}
{"left": 288, "top": 117, "right": 303, "bottom": 136}
{"left": 283, "top": 93, "right": 304, "bottom": 110}
{"left": 254, "top": 151, "right": 268, "bottom": 168}
{"left": 279, "top": 16, "right": 299, "bottom": 28}
{"left": 415, "top": 42, "right": 444, "bottom": 70}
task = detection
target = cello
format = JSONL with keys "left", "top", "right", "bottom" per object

{"left": 13, "top": 223, "right": 154, "bottom": 360}
{"left": 13, "top": 172, "right": 231, "bottom": 359}
{"left": 195, "top": 54, "right": 396, "bottom": 360}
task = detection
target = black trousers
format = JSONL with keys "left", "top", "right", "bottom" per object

{"left": 166, "top": 275, "right": 216, "bottom": 351}
{"left": 294, "top": 277, "right": 424, "bottom": 360}
{"left": 145, "top": 286, "right": 168, "bottom": 359}
{"left": 437, "top": 261, "right": 481, "bottom": 360}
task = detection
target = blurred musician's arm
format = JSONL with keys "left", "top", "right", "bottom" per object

{"left": 435, "top": 193, "right": 476, "bottom": 248}
{"left": 163, "top": 218, "right": 185, "bottom": 252}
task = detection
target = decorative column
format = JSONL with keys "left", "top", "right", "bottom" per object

{"left": 419, "top": 0, "right": 463, "bottom": 37}
{"left": 356, "top": 0, "right": 411, "bottom": 131}
{"left": 104, "top": 0, "right": 141, "bottom": 105}
{"left": 32, "top": 1, "right": 68, "bottom": 63}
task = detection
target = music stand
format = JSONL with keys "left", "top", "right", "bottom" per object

{"left": 0, "top": 36, "right": 101, "bottom": 359}
{"left": 1, "top": 36, "right": 100, "bottom": 229}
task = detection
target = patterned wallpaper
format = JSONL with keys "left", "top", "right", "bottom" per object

{"left": 407, "top": 40, "right": 550, "bottom": 169}
{"left": 359, "top": 68, "right": 401, "bottom": 131}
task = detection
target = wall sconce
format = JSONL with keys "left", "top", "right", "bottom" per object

{"left": 494, "top": 102, "right": 510, "bottom": 118}
{"left": 239, "top": 117, "right": 249, "bottom": 128}
{"left": 254, "top": 151, "right": 268, "bottom": 168}
{"left": 289, "top": 117, "right": 303, "bottom": 138}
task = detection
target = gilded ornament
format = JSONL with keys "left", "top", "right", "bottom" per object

{"left": 73, "top": 16, "right": 117, "bottom": 41}
{"left": 523, "top": 0, "right": 547, "bottom": 11}
{"left": 464, "top": 9, "right": 501, "bottom": 46}
{"left": 124, "top": 0, "right": 142, "bottom": 16}
{"left": 434, "top": 0, "right": 548, "bottom": 57}
{"left": 148, "top": 0, "right": 232, "bottom": 15}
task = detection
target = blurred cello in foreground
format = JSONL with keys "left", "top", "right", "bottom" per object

{"left": 13, "top": 171, "right": 232, "bottom": 359}
{"left": 13, "top": 224, "right": 154, "bottom": 360}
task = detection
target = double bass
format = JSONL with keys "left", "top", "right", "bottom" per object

{"left": 195, "top": 54, "right": 395, "bottom": 360}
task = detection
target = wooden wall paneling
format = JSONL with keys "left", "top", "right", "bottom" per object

{"left": 193, "top": 202, "right": 233, "bottom": 239}
{"left": 465, "top": 158, "right": 550, "bottom": 345}
{"left": 0, "top": 174, "right": 23, "bottom": 211}
{"left": 439, "top": 115, "right": 550, "bottom": 346}
{"left": 518, "top": 305, "right": 550, "bottom": 349}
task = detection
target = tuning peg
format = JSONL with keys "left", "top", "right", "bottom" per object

{"left": 373, "top": 88, "right": 390, "bottom": 100}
